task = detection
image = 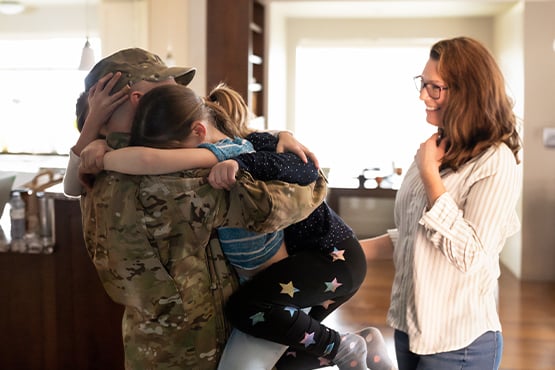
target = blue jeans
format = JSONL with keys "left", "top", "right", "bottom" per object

{"left": 394, "top": 330, "right": 503, "bottom": 370}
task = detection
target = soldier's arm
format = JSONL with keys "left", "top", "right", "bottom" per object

{"left": 223, "top": 170, "right": 327, "bottom": 233}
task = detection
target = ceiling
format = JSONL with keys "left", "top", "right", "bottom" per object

{"left": 271, "top": 0, "right": 518, "bottom": 18}
{"left": 11, "top": 0, "right": 518, "bottom": 17}
{"left": 16, "top": 0, "right": 97, "bottom": 4}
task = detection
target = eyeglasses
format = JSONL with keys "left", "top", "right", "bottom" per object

{"left": 413, "top": 75, "right": 448, "bottom": 100}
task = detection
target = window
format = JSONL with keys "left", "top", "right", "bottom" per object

{"left": 294, "top": 42, "right": 436, "bottom": 187}
{"left": 0, "top": 38, "right": 100, "bottom": 155}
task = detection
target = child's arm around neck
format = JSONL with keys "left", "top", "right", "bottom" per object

{"left": 103, "top": 146, "right": 219, "bottom": 175}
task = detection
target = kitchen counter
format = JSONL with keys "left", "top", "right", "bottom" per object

{"left": 0, "top": 193, "right": 124, "bottom": 370}
{"left": 0, "top": 174, "right": 69, "bottom": 254}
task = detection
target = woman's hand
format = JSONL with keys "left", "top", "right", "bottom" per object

{"left": 208, "top": 160, "right": 240, "bottom": 190}
{"left": 276, "top": 132, "right": 320, "bottom": 168}
{"left": 415, "top": 132, "right": 446, "bottom": 176}
{"left": 416, "top": 133, "right": 447, "bottom": 207}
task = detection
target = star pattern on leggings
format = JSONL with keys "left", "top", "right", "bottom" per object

{"left": 323, "top": 342, "right": 335, "bottom": 356}
{"left": 330, "top": 247, "right": 346, "bottom": 261}
{"left": 249, "top": 312, "right": 265, "bottom": 325}
{"left": 319, "top": 299, "right": 336, "bottom": 309}
{"left": 283, "top": 306, "right": 298, "bottom": 317}
{"left": 300, "top": 331, "right": 316, "bottom": 348}
{"left": 319, "top": 356, "right": 332, "bottom": 366}
{"left": 280, "top": 281, "right": 300, "bottom": 298}
{"left": 324, "top": 277, "right": 343, "bottom": 292}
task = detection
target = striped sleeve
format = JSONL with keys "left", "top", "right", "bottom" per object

{"left": 419, "top": 145, "right": 522, "bottom": 273}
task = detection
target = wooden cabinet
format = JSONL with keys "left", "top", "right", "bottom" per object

{"left": 326, "top": 188, "right": 397, "bottom": 239}
{"left": 207, "top": 0, "right": 266, "bottom": 123}
{"left": 326, "top": 187, "right": 397, "bottom": 214}
{"left": 0, "top": 198, "right": 124, "bottom": 370}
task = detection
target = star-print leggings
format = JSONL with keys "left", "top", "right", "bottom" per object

{"left": 224, "top": 236, "right": 367, "bottom": 369}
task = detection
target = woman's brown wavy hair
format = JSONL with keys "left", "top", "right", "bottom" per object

{"left": 431, "top": 37, "right": 521, "bottom": 170}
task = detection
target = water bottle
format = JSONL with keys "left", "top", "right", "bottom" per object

{"left": 10, "top": 191, "right": 26, "bottom": 252}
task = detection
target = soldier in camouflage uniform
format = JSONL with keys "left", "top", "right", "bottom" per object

{"left": 68, "top": 48, "right": 324, "bottom": 370}
{"left": 81, "top": 134, "right": 326, "bottom": 370}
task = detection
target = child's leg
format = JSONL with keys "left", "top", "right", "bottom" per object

{"left": 217, "top": 328, "right": 287, "bottom": 370}
{"left": 225, "top": 237, "right": 368, "bottom": 368}
{"left": 355, "top": 327, "right": 397, "bottom": 370}
{"left": 275, "top": 327, "right": 397, "bottom": 370}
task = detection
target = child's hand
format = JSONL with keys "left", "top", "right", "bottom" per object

{"left": 71, "top": 73, "right": 130, "bottom": 156}
{"left": 80, "top": 139, "right": 110, "bottom": 174}
{"left": 276, "top": 131, "right": 319, "bottom": 168}
{"left": 208, "top": 160, "right": 240, "bottom": 190}
{"left": 86, "top": 72, "right": 130, "bottom": 132}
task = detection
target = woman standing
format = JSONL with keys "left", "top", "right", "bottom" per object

{"left": 361, "top": 36, "right": 522, "bottom": 370}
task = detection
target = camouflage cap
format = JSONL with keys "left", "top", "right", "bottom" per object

{"left": 84, "top": 48, "right": 196, "bottom": 94}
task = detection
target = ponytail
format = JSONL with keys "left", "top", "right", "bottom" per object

{"left": 206, "top": 83, "right": 254, "bottom": 138}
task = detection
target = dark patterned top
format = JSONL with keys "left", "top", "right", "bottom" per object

{"left": 234, "top": 132, "right": 355, "bottom": 254}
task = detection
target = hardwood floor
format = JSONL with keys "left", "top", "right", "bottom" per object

{"left": 322, "top": 259, "right": 555, "bottom": 370}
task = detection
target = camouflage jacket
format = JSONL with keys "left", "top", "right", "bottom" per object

{"left": 80, "top": 134, "right": 327, "bottom": 370}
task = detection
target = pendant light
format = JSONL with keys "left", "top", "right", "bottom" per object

{"left": 78, "top": 0, "right": 95, "bottom": 71}
{"left": 0, "top": 1, "right": 25, "bottom": 15}
{"left": 78, "top": 39, "right": 95, "bottom": 71}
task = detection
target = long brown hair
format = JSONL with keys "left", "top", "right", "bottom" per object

{"left": 129, "top": 84, "right": 245, "bottom": 148}
{"left": 207, "top": 83, "right": 254, "bottom": 138}
{"left": 431, "top": 37, "right": 521, "bottom": 170}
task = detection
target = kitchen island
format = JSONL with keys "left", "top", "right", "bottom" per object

{"left": 0, "top": 193, "right": 124, "bottom": 370}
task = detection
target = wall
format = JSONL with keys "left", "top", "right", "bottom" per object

{"left": 0, "top": 4, "right": 97, "bottom": 37}
{"left": 97, "top": 0, "right": 206, "bottom": 94}
{"left": 146, "top": 0, "right": 207, "bottom": 95}
{"left": 492, "top": 0, "right": 555, "bottom": 281}
{"left": 99, "top": 0, "right": 149, "bottom": 54}
{"left": 521, "top": 0, "right": 555, "bottom": 280}
{"left": 495, "top": 1, "right": 524, "bottom": 278}
{"left": 278, "top": 17, "right": 494, "bottom": 132}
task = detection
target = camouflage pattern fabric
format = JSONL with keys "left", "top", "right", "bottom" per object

{"left": 80, "top": 145, "right": 327, "bottom": 369}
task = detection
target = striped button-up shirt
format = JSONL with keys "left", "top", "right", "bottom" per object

{"left": 387, "top": 143, "right": 522, "bottom": 354}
